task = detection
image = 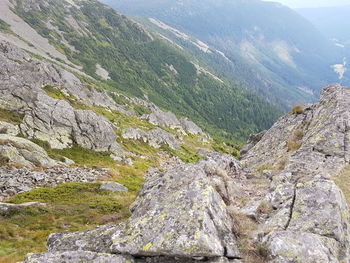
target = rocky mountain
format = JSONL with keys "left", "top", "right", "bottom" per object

{"left": 18, "top": 84, "right": 350, "bottom": 262}
{"left": 102, "top": 0, "right": 348, "bottom": 108}
{"left": 0, "top": 0, "right": 281, "bottom": 143}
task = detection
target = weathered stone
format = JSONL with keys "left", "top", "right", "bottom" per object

{"left": 0, "top": 166, "right": 108, "bottom": 200}
{"left": 240, "top": 130, "right": 266, "bottom": 158}
{"left": 0, "top": 121, "right": 19, "bottom": 136}
{"left": 111, "top": 162, "right": 239, "bottom": 258}
{"left": 179, "top": 118, "right": 205, "bottom": 136}
{"left": 23, "top": 251, "right": 134, "bottom": 263}
{"left": 100, "top": 181, "right": 128, "bottom": 192}
{"left": 142, "top": 110, "right": 183, "bottom": 131}
{"left": 241, "top": 84, "right": 350, "bottom": 178}
{"left": 73, "top": 110, "right": 121, "bottom": 153}
{"left": 122, "top": 128, "right": 181, "bottom": 149}
{"left": 264, "top": 231, "right": 340, "bottom": 263}
{"left": 48, "top": 224, "right": 121, "bottom": 253}
{"left": 0, "top": 134, "right": 58, "bottom": 168}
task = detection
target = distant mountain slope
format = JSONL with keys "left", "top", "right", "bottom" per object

{"left": 297, "top": 6, "right": 350, "bottom": 42}
{"left": 102, "top": 0, "right": 347, "bottom": 107}
{"left": 0, "top": 0, "right": 283, "bottom": 142}
{"left": 297, "top": 5, "right": 350, "bottom": 85}
{"left": 297, "top": 5, "right": 350, "bottom": 84}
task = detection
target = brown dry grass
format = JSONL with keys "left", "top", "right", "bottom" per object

{"left": 228, "top": 207, "right": 268, "bottom": 263}
{"left": 291, "top": 105, "right": 304, "bottom": 115}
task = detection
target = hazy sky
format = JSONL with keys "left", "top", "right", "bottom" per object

{"left": 267, "top": 0, "right": 350, "bottom": 8}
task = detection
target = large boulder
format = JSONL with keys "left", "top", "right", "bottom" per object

{"left": 23, "top": 251, "right": 134, "bottom": 263}
{"left": 142, "top": 110, "right": 183, "bottom": 131}
{"left": 0, "top": 41, "right": 123, "bottom": 155}
{"left": 32, "top": 154, "right": 242, "bottom": 262}
{"left": 0, "top": 134, "right": 58, "bottom": 168}
{"left": 110, "top": 163, "right": 239, "bottom": 258}
{"left": 122, "top": 128, "right": 181, "bottom": 149}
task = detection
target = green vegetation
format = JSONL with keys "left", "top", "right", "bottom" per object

{"left": 107, "top": 0, "right": 341, "bottom": 108}
{"left": 0, "top": 109, "right": 24, "bottom": 125}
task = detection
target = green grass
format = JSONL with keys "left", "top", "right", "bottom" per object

{"left": 0, "top": 182, "right": 135, "bottom": 263}
{"left": 0, "top": 109, "right": 24, "bottom": 125}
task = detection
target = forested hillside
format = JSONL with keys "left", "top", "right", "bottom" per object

{"left": 103, "top": 0, "right": 347, "bottom": 108}
{"left": 4, "top": 0, "right": 282, "bottom": 142}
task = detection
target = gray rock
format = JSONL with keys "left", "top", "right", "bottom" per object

{"left": 0, "top": 166, "right": 108, "bottom": 200}
{"left": 38, "top": 154, "right": 242, "bottom": 261}
{"left": 142, "top": 110, "right": 183, "bottom": 131}
{"left": 100, "top": 181, "right": 128, "bottom": 192}
{"left": 23, "top": 251, "right": 134, "bottom": 263}
{"left": 73, "top": 110, "right": 121, "bottom": 153}
{"left": 111, "top": 162, "right": 239, "bottom": 258}
{"left": 264, "top": 231, "right": 340, "bottom": 263}
{"left": 0, "top": 41, "right": 123, "bottom": 155}
{"left": 48, "top": 224, "right": 121, "bottom": 253}
{"left": 179, "top": 118, "right": 205, "bottom": 136}
{"left": 0, "top": 134, "right": 58, "bottom": 168}
{"left": 0, "top": 121, "right": 19, "bottom": 136}
{"left": 122, "top": 128, "right": 181, "bottom": 149}
{"left": 241, "top": 84, "right": 350, "bottom": 178}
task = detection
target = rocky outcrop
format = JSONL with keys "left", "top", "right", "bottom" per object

{"left": 122, "top": 128, "right": 181, "bottom": 149}
{"left": 142, "top": 110, "right": 184, "bottom": 131}
{"left": 141, "top": 110, "right": 207, "bottom": 137}
{"left": 27, "top": 154, "right": 243, "bottom": 262}
{"left": 0, "top": 41, "right": 123, "bottom": 155}
{"left": 0, "top": 166, "right": 108, "bottom": 201}
{"left": 0, "top": 121, "right": 19, "bottom": 136}
{"left": 241, "top": 84, "right": 350, "bottom": 178}
{"left": 21, "top": 84, "right": 350, "bottom": 263}
{"left": 0, "top": 134, "right": 59, "bottom": 168}
{"left": 240, "top": 85, "right": 350, "bottom": 262}
{"left": 100, "top": 181, "right": 128, "bottom": 192}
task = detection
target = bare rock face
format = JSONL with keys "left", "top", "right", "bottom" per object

{"left": 23, "top": 251, "right": 134, "bottom": 263}
{"left": 0, "top": 166, "right": 107, "bottom": 201}
{"left": 0, "top": 41, "right": 122, "bottom": 154}
{"left": 0, "top": 134, "right": 58, "bottom": 168}
{"left": 122, "top": 128, "right": 181, "bottom": 149}
{"left": 241, "top": 84, "right": 350, "bottom": 178}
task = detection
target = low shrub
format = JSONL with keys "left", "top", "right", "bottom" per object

{"left": 291, "top": 105, "right": 304, "bottom": 115}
